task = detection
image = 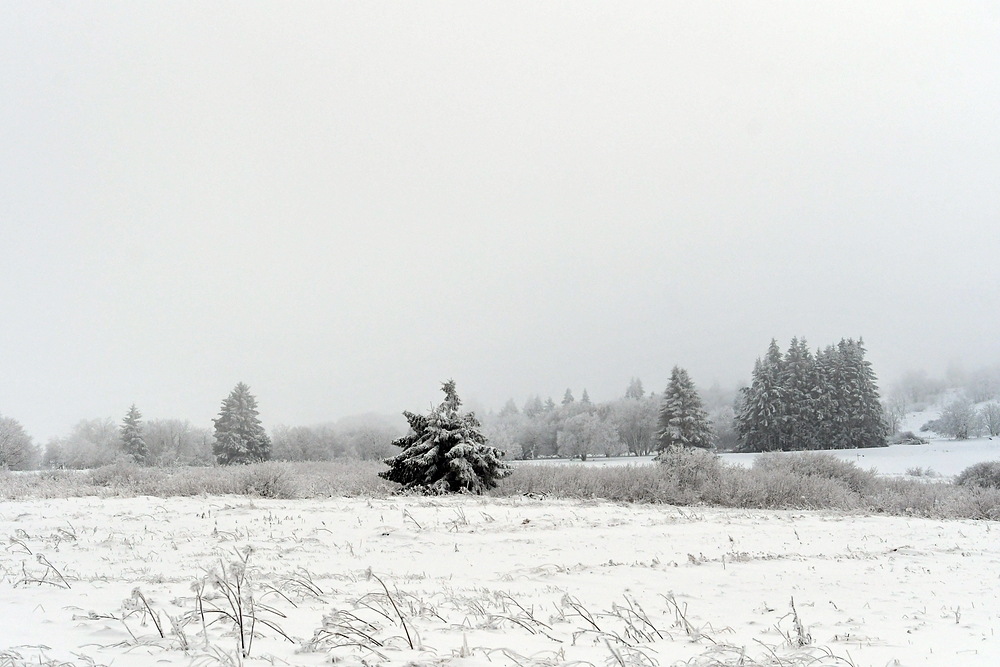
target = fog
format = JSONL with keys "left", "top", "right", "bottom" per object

{"left": 2, "top": 3, "right": 998, "bottom": 440}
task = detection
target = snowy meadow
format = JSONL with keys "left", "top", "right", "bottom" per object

{"left": 3, "top": 447, "right": 1000, "bottom": 667}
{"left": 2, "top": 493, "right": 998, "bottom": 667}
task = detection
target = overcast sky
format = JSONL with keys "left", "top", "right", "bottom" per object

{"left": 2, "top": 3, "right": 999, "bottom": 440}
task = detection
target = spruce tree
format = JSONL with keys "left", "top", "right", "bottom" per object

{"left": 780, "top": 337, "right": 819, "bottom": 450}
{"left": 120, "top": 404, "right": 148, "bottom": 464}
{"left": 656, "top": 366, "right": 714, "bottom": 450}
{"left": 212, "top": 382, "right": 271, "bottom": 465}
{"left": 562, "top": 389, "right": 575, "bottom": 405}
{"left": 837, "top": 338, "right": 889, "bottom": 448}
{"left": 580, "top": 389, "right": 591, "bottom": 406}
{"left": 736, "top": 340, "right": 785, "bottom": 452}
{"left": 380, "top": 380, "right": 511, "bottom": 493}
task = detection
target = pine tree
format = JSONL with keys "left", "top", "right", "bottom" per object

{"left": 656, "top": 366, "right": 714, "bottom": 450}
{"left": 562, "top": 389, "right": 575, "bottom": 405}
{"left": 736, "top": 340, "right": 785, "bottom": 452}
{"left": 544, "top": 397, "right": 556, "bottom": 412}
{"left": 380, "top": 380, "right": 511, "bottom": 493}
{"left": 213, "top": 382, "right": 271, "bottom": 465}
{"left": 580, "top": 389, "right": 591, "bottom": 406}
{"left": 120, "top": 404, "right": 148, "bottom": 464}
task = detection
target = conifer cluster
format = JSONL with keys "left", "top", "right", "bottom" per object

{"left": 736, "top": 338, "right": 888, "bottom": 452}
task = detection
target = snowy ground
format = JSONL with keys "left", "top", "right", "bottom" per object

{"left": 2, "top": 495, "right": 998, "bottom": 667}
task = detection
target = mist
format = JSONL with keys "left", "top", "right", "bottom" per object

{"left": 2, "top": 3, "right": 999, "bottom": 440}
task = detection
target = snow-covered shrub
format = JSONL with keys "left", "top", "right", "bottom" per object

{"left": 888, "top": 430, "right": 928, "bottom": 445}
{"left": 955, "top": 461, "right": 1000, "bottom": 489}
{"left": 655, "top": 445, "right": 722, "bottom": 492}
{"left": 751, "top": 452, "right": 877, "bottom": 493}
{"left": 237, "top": 462, "right": 296, "bottom": 498}
{"left": 380, "top": 380, "right": 511, "bottom": 494}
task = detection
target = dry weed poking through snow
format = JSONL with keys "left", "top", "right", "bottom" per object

{"left": 1, "top": 496, "right": 998, "bottom": 666}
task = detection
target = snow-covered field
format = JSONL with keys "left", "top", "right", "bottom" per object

{"left": 2, "top": 495, "right": 997, "bottom": 666}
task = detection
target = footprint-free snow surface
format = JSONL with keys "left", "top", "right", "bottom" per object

{"left": 1, "top": 496, "right": 996, "bottom": 666}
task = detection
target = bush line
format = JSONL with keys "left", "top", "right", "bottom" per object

{"left": 2, "top": 452, "right": 1000, "bottom": 521}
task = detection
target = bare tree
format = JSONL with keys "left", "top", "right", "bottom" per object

{"left": 0, "top": 415, "right": 40, "bottom": 470}
{"left": 882, "top": 396, "right": 908, "bottom": 435}
{"left": 981, "top": 402, "right": 1000, "bottom": 437}
{"left": 557, "top": 412, "right": 618, "bottom": 461}
{"left": 44, "top": 418, "right": 120, "bottom": 468}
{"left": 934, "top": 397, "right": 983, "bottom": 440}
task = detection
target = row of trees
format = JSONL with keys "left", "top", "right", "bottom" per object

{"left": 0, "top": 336, "right": 898, "bottom": 470}
{"left": 479, "top": 373, "right": 734, "bottom": 460}
{"left": 736, "top": 338, "right": 888, "bottom": 452}
{"left": 20, "top": 383, "right": 402, "bottom": 469}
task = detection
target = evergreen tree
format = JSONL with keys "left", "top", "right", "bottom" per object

{"left": 656, "top": 366, "right": 714, "bottom": 450}
{"left": 813, "top": 344, "right": 846, "bottom": 448}
{"left": 544, "top": 397, "right": 556, "bottom": 412}
{"left": 380, "top": 380, "right": 511, "bottom": 493}
{"left": 779, "top": 337, "right": 819, "bottom": 450}
{"left": 562, "top": 389, "right": 575, "bottom": 405}
{"left": 212, "top": 382, "right": 271, "bottom": 464}
{"left": 625, "top": 377, "right": 645, "bottom": 400}
{"left": 736, "top": 340, "right": 785, "bottom": 452}
{"left": 580, "top": 389, "right": 591, "bottom": 406}
{"left": 119, "top": 404, "right": 148, "bottom": 464}
{"left": 837, "top": 338, "right": 888, "bottom": 448}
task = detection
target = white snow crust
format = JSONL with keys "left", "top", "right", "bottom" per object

{"left": 1, "top": 495, "right": 997, "bottom": 666}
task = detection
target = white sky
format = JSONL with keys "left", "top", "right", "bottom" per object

{"left": 2, "top": 2, "right": 999, "bottom": 440}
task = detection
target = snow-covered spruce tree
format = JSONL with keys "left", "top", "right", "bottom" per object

{"left": 380, "top": 380, "right": 511, "bottom": 493}
{"left": 779, "top": 337, "right": 820, "bottom": 450}
{"left": 119, "top": 404, "right": 148, "bottom": 464}
{"left": 836, "top": 338, "right": 889, "bottom": 449}
{"left": 656, "top": 366, "right": 714, "bottom": 450}
{"left": 213, "top": 382, "right": 271, "bottom": 465}
{"left": 736, "top": 340, "right": 785, "bottom": 452}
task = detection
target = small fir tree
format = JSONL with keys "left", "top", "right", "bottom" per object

{"left": 656, "top": 366, "right": 714, "bottom": 450}
{"left": 380, "top": 380, "right": 511, "bottom": 493}
{"left": 213, "top": 382, "right": 271, "bottom": 465}
{"left": 562, "top": 389, "right": 575, "bottom": 405}
{"left": 580, "top": 389, "right": 591, "bottom": 406}
{"left": 120, "top": 404, "right": 148, "bottom": 464}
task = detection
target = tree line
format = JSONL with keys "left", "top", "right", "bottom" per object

{"left": 0, "top": 383, "right": 402, "bottom": 470}
{"left": 0, "top": 337, "right": 902, "bottom": 470}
